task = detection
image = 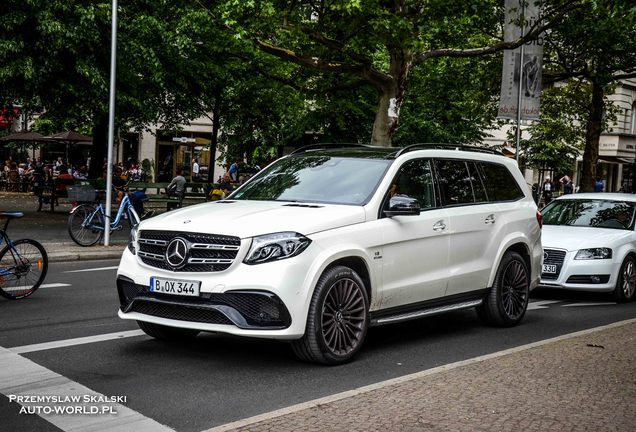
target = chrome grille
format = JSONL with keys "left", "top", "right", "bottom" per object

{"left": 542, "top": 248, "right": 566, "bottom": 280}
{"left": 138, "top": 230, "right": 241, "bottom": 272}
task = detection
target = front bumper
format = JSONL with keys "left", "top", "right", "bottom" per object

{"left": 117, "top": 276, "right": 291, "bottom": 329}
{"left": 539, "top": 248, "right": 618, "bottom": 292}
{"left": 116, "top": 238, "right": 321, "bottom": 339}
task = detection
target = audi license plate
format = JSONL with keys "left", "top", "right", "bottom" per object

{"left": 150, "top": 277, "right": 200, "bottom": 297}
{"left": 542, "top": 264, "right": 557, "bottom": 274}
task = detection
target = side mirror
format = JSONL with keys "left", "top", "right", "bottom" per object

{"left": 384, "top": 195, "right": 421, "bottom": 217}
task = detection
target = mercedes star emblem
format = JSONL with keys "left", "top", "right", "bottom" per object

{"left": 166, "top": 238, "right": 188, "bottom": 268}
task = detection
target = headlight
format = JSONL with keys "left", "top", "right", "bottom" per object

{"left": 128, "top": 225, "right": 139, "bottom": 255}
{"left": 574, "top": 248, "right": 612, "bottom": 260}
{"left": 244, "top": 232, "right": 311, "bottom": 265}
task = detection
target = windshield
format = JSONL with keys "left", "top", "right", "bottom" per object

{"left": 230, "top": 155, "right": 392, "bottom": 205}
{"left": 542, "top": 199, "right": 635, "bottom": 230}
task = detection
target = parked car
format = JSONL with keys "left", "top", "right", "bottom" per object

{"left": 116, "top": 144, "right": 542, "bottom": 364}
{"left": 539, "top": 193, "right": 636, "bottom": 302}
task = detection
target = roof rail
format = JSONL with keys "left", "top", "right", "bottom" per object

{"left": 289, "top": 143, "right": 379, "bottom": 155}
{"left": 395, "top": 143, "right": 503, "bottom": 157}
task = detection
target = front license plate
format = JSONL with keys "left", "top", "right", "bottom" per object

{"left": 542, "top": 264, "right": 557, "bottom": 274}
{"left": 150, "top": 277, "right": 200, "bottom": 297}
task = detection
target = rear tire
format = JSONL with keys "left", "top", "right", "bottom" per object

{"left": 291, "top": 266, "right": 369, "bottom": 365}
{"left": 67, "top": 204, "right": 103, "bottom": 246}
{"left": 613, "top": 255, "right": 636, "bottom": 303}
{"left": 0, "top": 239, "right": 48, "bottom": 300}
{"left": 137, "top": 321, "right": 200, "bottom": 341}
{"left": 477, "top": 251, "right": 529, "bottom": 327}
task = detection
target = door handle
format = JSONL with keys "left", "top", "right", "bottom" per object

{"left": 484, "top": 214, "right": 496, "bottom": 224}
{"left": 433, "top": 220, "right": 447, "bottom": 231}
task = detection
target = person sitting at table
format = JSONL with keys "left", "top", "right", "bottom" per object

{"left": 112, "top": 167, "right": 150, "bottom": 218}
{"left": 166, "top": 168, "right": 187, "bottom": 199}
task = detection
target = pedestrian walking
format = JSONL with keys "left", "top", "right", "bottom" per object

{"left": 559, "top": 175, "right": 574, "bottom": 194}
{"left": 192, "top": 158, "right": 200, "bottom": 182}
{"left": 229, "top": 158, "right": 240, "bottom": 182}
{"left": 542, "top": 177, "right": 554, "bottom": 206}
{"left": 595, "top": 177, "right": 605, "bottom": 192}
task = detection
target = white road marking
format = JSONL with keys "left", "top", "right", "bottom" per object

{"left": 563, "top": 302, "right": 616, "bottom": 307}
{"left": 38, "top": 283, "right": 71, "bottom": 289}
{"left": 0, "top": 346, "right": 175, "bottom": 432}
{"left": 527, "top": 299, "right": 562, "bottom": 310}
{"left": 203, "top": 318, "right": 636, "bottom": 432}
{"left": 10, "top": 330, "right": 146, "bottom": 354}
{"left": 63, "top": 266, "right": 118, "bottom": 273}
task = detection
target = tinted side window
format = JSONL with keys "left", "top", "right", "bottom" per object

{"left": 479, "top": 162, "right": 524, "bottom": 202}
{"left": 468, "top": 162, "right": 488, "bottom": 203}
{"left": 435, "top": 159, "right": 474, "bottom": 206}
{"left": 389, "top": 159, "right": 436, "bottom": 209}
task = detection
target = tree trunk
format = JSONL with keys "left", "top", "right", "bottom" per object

{"left": 370, "top": 49, "right": 412, "bottom": 146}
{"left": 579, "top": 80, "right": 604, "bottom": 192}
{"left": 210, "top": 88, "right": 222, "bottom": 181}
{"left": 88, "top": 113, "right": 109, "bottom": 179}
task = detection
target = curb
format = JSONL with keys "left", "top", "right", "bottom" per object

{"left": 41, "top": 243, "right": 127, "bottom": 263}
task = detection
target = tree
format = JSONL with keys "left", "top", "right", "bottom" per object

{"left": 214, "top": 0, "right": 581, "bottom": 146}
{"left": 394, "top": 54, "right": 503, "bottom": 145}
{"left": 521, "top": 81, "right": 589, "bottom": 176}
{"left": 0, "top": 0, "right": 230, "bottom": 177}
{"left": 542, "top": 0, "right": 636, "bottom": 191}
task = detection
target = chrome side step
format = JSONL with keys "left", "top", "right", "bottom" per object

{"left": 370, "top": 299, "right": 483, "bottom": 326}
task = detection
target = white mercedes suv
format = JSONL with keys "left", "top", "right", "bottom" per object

{"left": 117, "top": 144, "right": 542, "bottom": 364}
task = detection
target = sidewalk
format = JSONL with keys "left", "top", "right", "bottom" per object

{"left": 1, "top": 191, "right": 129, "bottom": 262}
{"left": 210, "top": 320, "right": 636, "bottom": 432}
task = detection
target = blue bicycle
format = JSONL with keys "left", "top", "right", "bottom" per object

{"left": 67, "top": 186, "right": 141, "bottom": 246}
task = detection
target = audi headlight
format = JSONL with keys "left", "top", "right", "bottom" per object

{"left": 244, "top": 232, "right": 311, "bottom": 265}
{"left": 574, "top": 248, "right": 612, "bottom": 260}
{"left": 128, "top": 225, "right": 139, "bottom": 255}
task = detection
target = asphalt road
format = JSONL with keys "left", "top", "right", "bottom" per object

{"left": 1, "top": 259, "right": 635, "bottom": 431}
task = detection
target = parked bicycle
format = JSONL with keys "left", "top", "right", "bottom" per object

{"left": 0, "top": 212, "right": 49, "bottom": 300}
{"left": 67, "top": 184, "right": 141, "bottom": 247}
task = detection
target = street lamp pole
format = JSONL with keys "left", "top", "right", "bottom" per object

{"left": 104, "top": 0, "right": 118, "bottom": 245}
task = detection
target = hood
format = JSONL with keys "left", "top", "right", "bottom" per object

{"left": 138, "top": 200, "right": 366, "bottom": 238}
{"left": 542, "top": 225, "right": 632, "bottom": 252}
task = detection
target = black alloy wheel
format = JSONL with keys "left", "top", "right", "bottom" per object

{"left": 477, "top": 251, "right": 529, "bottom": 327}
{"left": 292, "top": 265, "right": 369, "bottom": 365}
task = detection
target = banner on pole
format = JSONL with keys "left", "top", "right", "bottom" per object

{"left": 498, "top": 0, "right": 544, "bottom": 120}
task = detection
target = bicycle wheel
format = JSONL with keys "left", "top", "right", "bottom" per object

{"left": 0, "top": 239, "right": 48, "bottom": 300}
{"left": 67, "top": 204, "right": 104, "bottom": 246}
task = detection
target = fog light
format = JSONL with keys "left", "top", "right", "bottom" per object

{"left": 590, "top": 275, "right": 601, "bottom": 283}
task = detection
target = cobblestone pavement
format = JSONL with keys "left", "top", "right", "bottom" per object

{"left": 210, "top": 321, "right": 636, "bottom": 432}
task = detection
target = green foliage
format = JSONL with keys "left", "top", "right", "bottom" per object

{"left": 540, "top": 0, "right": 636, "bottom": 190}
{"left": 7, "top": 0, "right": 631, "bottom": 179}
{"left": 521, "top": 82, "right": 587, "bottom": 173}
{"left": 395, "top": 55, "right": 502, "bottom": 145}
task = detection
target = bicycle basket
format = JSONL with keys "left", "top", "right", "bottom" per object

{"left": 66, "top": 185, "right": 96, "bottom": 202}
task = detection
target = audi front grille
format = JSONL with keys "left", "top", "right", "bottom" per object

{"left": 542, "top": 249, "right": 567, "bottom": 280}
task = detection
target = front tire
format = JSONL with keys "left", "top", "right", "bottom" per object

{"left": 291, "top": 266, "right": 369, "bottom": 365}
{"left": 137, "top": 321, "right": 200, "bottom": 341}
{"left": 67, "top": 205, "right": 103, "bottom": 246}
{"left": 0, "top": 239, "right": 48, "bottom": 300}
{"left": 477, "top": 251, "right": 529, "bottom": 327}
{"left": 613, "top": 255, "right": 636, "bottom": 303}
